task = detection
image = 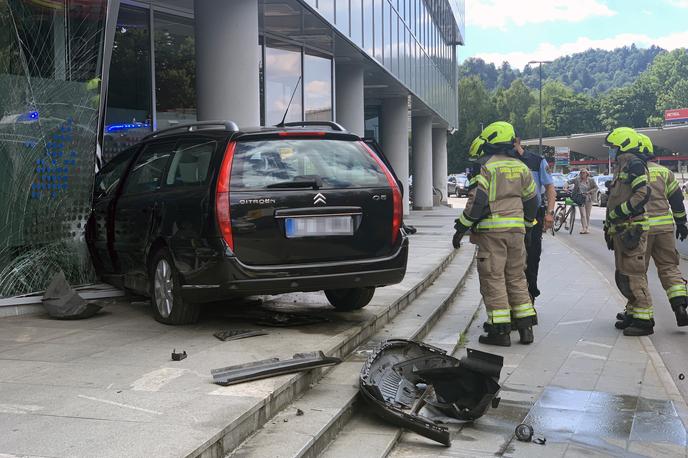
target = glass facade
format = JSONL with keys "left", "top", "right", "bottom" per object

{"left": 308, "top": 0, "right": 463, "bottom": 128}
{"left": 0, "top": 0, "right": 109, "bottom": 297}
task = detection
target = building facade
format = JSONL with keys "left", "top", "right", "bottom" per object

{"left": 0, "top": 0, "right": 464, "bottom": 298}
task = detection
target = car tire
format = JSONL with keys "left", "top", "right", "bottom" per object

{"left": 149, "top": 248, "right": 200, "bottom": 325}
{"left": 325, "top": 287, "right": 375, "bottom": 311}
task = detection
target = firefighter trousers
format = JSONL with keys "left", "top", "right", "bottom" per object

{"left": 646, "top": 230, "right": 687, "bottom": 303}
{"left": 614, "top": 231, "right": 653, "bottom": 321}
{"left": 475, "top": 232, "right": 536, "bottom": 328}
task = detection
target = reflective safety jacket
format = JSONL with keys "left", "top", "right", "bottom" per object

{"left": 456, "top": 154, "right": 538, "bottom": 234}
{"left": 606, "top": 153, "right": 651, "bottom": 234}
{"left": 645, "top": 162, "right": 687, "bottom": 233}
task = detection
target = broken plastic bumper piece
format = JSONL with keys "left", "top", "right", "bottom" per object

{"left": 211, "top": 351, "right": 341, "bottom": 386}
{"left": 359, "top": 339, "right": 503, "bottom": 446}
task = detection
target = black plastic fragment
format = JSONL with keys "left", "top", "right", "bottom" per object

{"left": 679, "top": 373, "right": 685, "bottom": 381}
{"left": 211, "top": 351, "right": 341, "bottom": 386}
{"left": 359, "top": 339, "right": 504, "bottom": 446}
{"left": 533, "top": 437, "right": 546, "bottom": 445}
{"left": 214, "top": 329, "right": 268, "bottom": 341}
{"left": 515, "top": 423, "right": 534, "bottom": 442}
{"left": 171, "top": 349, "right": 187, "bottom": 361}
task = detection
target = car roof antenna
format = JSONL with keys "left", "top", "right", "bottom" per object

{"left": 276, "top": 76, "right": 302, "bottom": 128}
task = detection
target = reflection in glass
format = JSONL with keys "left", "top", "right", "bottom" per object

{"left": 265, "top": 45, "right": 303, "bottom": 125}
{"left": 350, "top": 0, "right": 362, "bottom": 46}
{"left": 0, "top": 0, "right": 108, "bottom": 296}
{"left": 363, "top": 0, "right": 373, "bottom": 54}
{"left": 104, "top": 6, "right": 152, "bottom": 163}
{"left": 318, "top": 0, "right": 334, "bottom": 22}
{"left": 304, "top": 54, "right": 332, "bottom": 121}
{"left": 154, "top": 12, "right": 196, "bottom": 131}
{"left": 373, "top": 0, "right": 382, "bottom": 62}
{"left": 383, "top": 0, "right": 391, "bottom": 70}
{"left": 336, "top": 0, "right": 349, "bottom": 35}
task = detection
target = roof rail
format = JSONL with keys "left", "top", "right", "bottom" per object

{"left": 143, "top": 120, "right": 240, "bottom": 140}
{"left": 279, "top": 121, "right": 346, "bottom": 132}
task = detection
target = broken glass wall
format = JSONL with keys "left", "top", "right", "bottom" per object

{"left": 0, "top": 0, "right": 109, "bottom": 297}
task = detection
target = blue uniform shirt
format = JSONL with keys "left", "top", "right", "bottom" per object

{"left": 522, "top": 151, "right": 553, "bottom": 207}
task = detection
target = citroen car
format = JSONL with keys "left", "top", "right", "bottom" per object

{"left": 86, "top": 121, "right": 408, "bottom": 324}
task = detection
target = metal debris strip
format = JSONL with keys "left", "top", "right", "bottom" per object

{"left": 213, "top": 329, "right": 268, "bottom": 342}
{"left": 171, "top": 349, "right": 187, "bottom": 361}
{"left": 222, "top": 309, "right": 329, "bottom": 327}
{"left": 211, "top": 351, "right": 341, "bottom": 386}
{"left": 41, "top": 270, "right": 102, "bottom": 319}
{"left": 359, "top": 339, "right": 504, "bottom": 446}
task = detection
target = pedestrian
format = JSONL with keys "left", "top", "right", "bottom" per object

{"left": 452, "top": 122, "right": 539, "bottom": 346}
{"left": 571, "top": 168, "right": 598, "bottom": 234}
{"left": 514, "top": 138, "right": 556, "bottom": 302}
{"left": 603, "top": 127, "right": 654, "bottom": 336}
{"left": 616, "top": 134, "right": 688, "bottom": 329}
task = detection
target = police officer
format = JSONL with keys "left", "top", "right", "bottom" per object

{"left": 514, "top": 137, "right": 556, "bottom": 302}
{"left": 603, "top": 127, "right": 654, "bottom": 336}
{"left": 616, "top": 133, "right": 688, "bottom": 328}
{"left": 452, "top": 122, "right": 539, "bottom": 346}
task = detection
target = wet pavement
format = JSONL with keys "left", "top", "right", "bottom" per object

{"left": 389, "top": 212, "right": 688, "bottom": 458}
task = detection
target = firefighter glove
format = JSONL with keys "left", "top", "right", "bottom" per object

{"left": 677, "top": 223, "right": 688, "bottom": 241}
{"left": 452, "top": 230, "right": 464, "bottom": 249}
{"left": 604, "top": 223, "right": 614, "bottom": 250}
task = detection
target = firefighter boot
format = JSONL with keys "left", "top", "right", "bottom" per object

{"left": 514, "top": 316, "right": 537, "bottom": 345}
{"left": 670, "top": 297, "right": 688, "bottom": 327}
{"left": 479, "top": 322, "right": 511, "bottom": 347}
{"left": 623, "top": 318, "right": 654, "bottom": 336}
{"left": 615, "top": 313, "right": 632, "bottom": 329}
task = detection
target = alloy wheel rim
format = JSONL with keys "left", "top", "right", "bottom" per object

{"left": 154, "top": 259, "right": 173, "bottom": 318}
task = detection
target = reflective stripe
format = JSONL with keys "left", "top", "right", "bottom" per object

{"left": 631, "top": 175, "right": 647, "bottom": 188}
{"left": 476, "top": 217, "right": 525, "bottom": 230}
{"left": 620, "top": 202, "right": 631, "bottom": 215}
{"left": 488, "top": 309, "right": 511, "bottom": 324}
{"left": 524, "top": 220, "right": 535, "bottom": 228}
{"left": 608, "top": 209, "right": 619, "bottom": 220}
{"left": 674, "top": 211, "right": 686, "bottom": 219}
{"left": 512, "top": 302, "right": 536, "bottom": 319}
{"left": 523, "top": 180, "right": 535, "bottom": 197}
{"left": 618, "top": 172, "right": 629, "bottom": 180}
{"left": 667, "top": 284, "right": 688, "bottom": 299}
{"left": 667, "top": 180, "right": 679, "bottom": 195}
{"left": 648, "top": 214, "right": 674, "bottom": 227}
{"left": 485, "top": 160, "right": 528, "bottom": 170}
{"left": 489, "top": 171, "right": 497, "bottom": 202}
{"left": 458, "top": 213, "right": 473, "bottom": 228}
{"left": 631, "top": 307, "right": 654, "bottom": 320}
{"left": 473, "top": 175, "right": 489, "bottom": 189}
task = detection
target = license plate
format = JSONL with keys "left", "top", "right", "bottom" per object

{"left": 285, "top": 216, "right": 354, "bottom": 238}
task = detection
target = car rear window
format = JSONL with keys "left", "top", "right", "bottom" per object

{"left": 230, "top": 139, "right": 389, "bottom": 190}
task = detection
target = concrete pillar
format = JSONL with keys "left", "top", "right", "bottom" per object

{"left": 195, "top": 0, "right": 260, "bottom": 126}
{"left": 411, "top": 115, "right": 433, "bottom": 210}
{"left": 335, "top": 62, "right": 364, "bottom": 136}
{"left": 432, "top": 128, "right": 448, "bottom": 205}
{"left": 381, "top": 97, "right": 410, "bottom": 215}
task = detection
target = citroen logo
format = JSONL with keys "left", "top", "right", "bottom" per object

{"left": 313, "top": 193, "right": 326, "bottom": 205}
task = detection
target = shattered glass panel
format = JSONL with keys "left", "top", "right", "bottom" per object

{"left": 0, "top": 0, "right": 109, "bottom": 297}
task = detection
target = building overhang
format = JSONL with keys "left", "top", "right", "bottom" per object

{"left": 522, "top": 124, "right": 688, "bottom": 160}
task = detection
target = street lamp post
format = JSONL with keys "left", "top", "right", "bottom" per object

{"left": 528, "top": 60, "right": 552, "bottom": 159}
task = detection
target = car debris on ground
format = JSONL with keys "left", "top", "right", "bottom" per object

{"left": 359, "top": 339, "right": 504, "bottom": 446}
{"left": 41, "top": 271, "right": 103, "bottom": 319}
{"left": 211, "top": 351, "right": 341, "bottom": 386}
{"left": 213, "top": 329, "right": 268, "bottom": 341}
{"left": 171, "top": 349, "right": 187, "bottom": 361}
{"left": 222, "top": 309, "right": 329, "bottom": 327}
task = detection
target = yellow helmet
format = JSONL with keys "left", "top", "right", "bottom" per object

{"left": 637, "top": 133, "right": 654, "bottom": 156}
{"left": 480, "top": 121, "right": 516, "bottom": 153}
{"left": 605, "top": 127, "right": 641, "bottom": 153}
{"left": 468, "top": 136, "right": 486, "bottom": 159}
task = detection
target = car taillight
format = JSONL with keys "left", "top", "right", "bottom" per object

{"left": 277, "top": 131, "right": 326, "bottom": 137}
{"left": 215, "top": 142, "right": 236, "bottom": 252}
{"left": 361, "top": 142, "right": 403, "bottom": 244}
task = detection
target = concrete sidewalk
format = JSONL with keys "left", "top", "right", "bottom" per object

{"left": 0, "top": 207, "right": 464, "bottom": 458}
{"left": 391, "top": 231, "right": 688, "bottom": 458}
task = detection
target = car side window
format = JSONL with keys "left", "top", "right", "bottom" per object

{"left": 122, "top": 141, "right": 174, "bottom": 195}
{"left": 94, "top": 147, "right": 137, "bottom": 199}
{"left": 165, "top": 139, "right": 216, "bottom": 187}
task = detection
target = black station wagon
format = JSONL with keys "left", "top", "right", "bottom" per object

{"left": 86, "top": 121, "right": 408, "bottom": 324}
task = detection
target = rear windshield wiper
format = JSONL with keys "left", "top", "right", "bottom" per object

{"left": 266, "top": 179, "right": 321, "bottom": 189}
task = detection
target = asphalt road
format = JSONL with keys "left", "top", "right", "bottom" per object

{"left": 554, "top": 204, "right": 688, "bottom": 402}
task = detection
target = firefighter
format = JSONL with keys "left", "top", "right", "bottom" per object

{"left": 603, "top": 127, "right": 654, "bottom": 336}
{"left": 616, "top": 133, "right": 688, "bottom": 328}
{"left": 452, "top": 122, "right": 539, "bottom": 346}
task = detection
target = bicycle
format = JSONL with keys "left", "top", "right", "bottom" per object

{"left": 553, "top": 197, "right": 577, "bottom": 234}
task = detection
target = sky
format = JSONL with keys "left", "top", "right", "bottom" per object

{"left": 460, "top": 0, "right": 688, "bottom": 69}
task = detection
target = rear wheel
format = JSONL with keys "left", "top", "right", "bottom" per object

{"left": 568, "top": 207, "right": 576, "bottom": 234}
{"left": 150, "top": 248, "right": 200, "bottom": 325}
{"left": 325, "top": 287, "right": 375, "bottom": 311}
{"left": 553, "top": 206, "right": 566, "bottom": 232}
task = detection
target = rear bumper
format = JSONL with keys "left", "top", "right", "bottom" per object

{"left": 180, "top": 237, "right": 409, "bottom": 303}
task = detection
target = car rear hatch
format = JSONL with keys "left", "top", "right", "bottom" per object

{"left": 214, "top": 132, "right": 402, "bottom": 266}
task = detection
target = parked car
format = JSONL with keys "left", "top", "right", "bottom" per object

{"left": 86, "top": 121, "right": 409, "bottom": 324}
{"left": 552, "top": 173, "right": 570, "bottom": 200}
{"left": 592, "top": 175, "right": 613, "bottom": 207}
{"left": 448, "top": 174, "right": 469, "bottom": 197}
